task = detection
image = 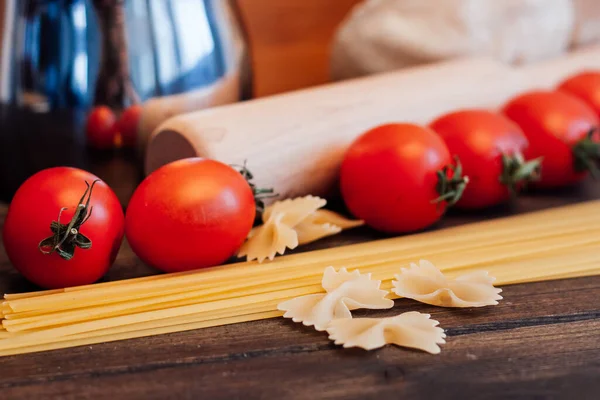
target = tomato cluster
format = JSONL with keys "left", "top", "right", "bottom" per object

{"left": 3, "top": 70, "right": 600, "bottom": 289}
{"left": 342, "top": 71, "right": 600, "bottom": 233}
{"left": 86, "top": 105, "right": 143, "bottom": 149}
{"left": 3, "top": 159, "right": 256, "bottom": 288}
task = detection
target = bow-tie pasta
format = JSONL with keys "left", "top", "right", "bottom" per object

{"left": 393, "top": 260, "right": 503, "bottom": 307}
{"left": 294, "top": 209, "right": 364, "bottom": 245}
{"left": 277, "top": 267, "right": 394, "bottom": 331}
{"left": 238, "top": 196, "right": 363, "bottom": 262}
{"left": 327, "top": 312, "right": 446, "bottom": 353}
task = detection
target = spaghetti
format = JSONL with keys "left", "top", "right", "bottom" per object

{"left": 0, "top": 201, "right": 599, "bottom": 356}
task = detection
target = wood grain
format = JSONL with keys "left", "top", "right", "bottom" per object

{"left": 236, "top": 0, "right": 361, "bottom": 97}
{"left": 0, "top": 180, "right": 599, "bottom": 398}
{"left": 0, "top": 276, "right": 597, "bottom": 399}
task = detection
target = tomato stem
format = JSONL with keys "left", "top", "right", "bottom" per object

{"left": 433, "top": 156, "right": 470, "bottom": 207}
{"left": 499, "top": 152, "right": 542, "bottom": 196}
{"left": 572, "top": 128, "right": 600, "bottom": 179}
{"left": 233, "top": 161, "right": 278, "bottom": 215}
{"left": 38, "top": 180, "right": 97, "bottom": 260}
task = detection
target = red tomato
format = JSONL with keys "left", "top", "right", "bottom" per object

{"left": 430, "top": 110, "right": 540, "bottom": 209}
{"left": 3, "top": 168, "right": 125, "bottom": 288}
{"left": 125, "top": 158, "right": 256, "bottom": 272}
{"left": 558, "top": 71, "right": 600, "bottom": 117}
{"left": 340, "top": 123, "right": 468, "bottom": 233}
{"left": 86, "top": 106, "right": 117, "bottom": 149}
{"left": 117, "top": 104, "right": 143, "bottom": 147}
{"left": 502, "top": 90, "right": 599, "bottom": 187}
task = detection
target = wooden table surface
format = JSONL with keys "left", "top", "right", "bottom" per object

{"left": 0, "top": 182, "right": 599, "bottom": 399}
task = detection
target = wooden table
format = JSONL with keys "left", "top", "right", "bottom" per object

{"left": 0, "top": 182, "right": 599, "bottom": 399}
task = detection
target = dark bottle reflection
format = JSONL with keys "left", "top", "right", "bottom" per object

{"left": 0, "top": 0, "right": 248, "bottom": 205}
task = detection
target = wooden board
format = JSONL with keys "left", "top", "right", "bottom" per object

{"left": 0, "top": 180, "right": 599, "bottom": 398}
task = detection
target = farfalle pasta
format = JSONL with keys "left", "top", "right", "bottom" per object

{"left": 326, "top": 312, "right": 446, "bottom": 353}
{"left": 277, "top": 267, "right": 393, "bottom": 331}
{"left": 393, "top": 260, "right": 503, "bottom": 307}
{"left": 238, "top": 196, "right": 363, "bottom": 262}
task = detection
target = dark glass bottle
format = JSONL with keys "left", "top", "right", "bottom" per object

{"left": 0, "top": 0, "right": 249, "bottom": 205}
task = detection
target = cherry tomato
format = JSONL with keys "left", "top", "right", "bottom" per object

{"left": 558, "top": 71, "right": 600, "bottom": 118}
{"left": 502, "top": 90, "right": 600, "bottom": 188}
{"left": 430, "top": 110, "right": 540, "bottom": 209}
{"left": 340, "top": 123, "right": 468, "bottom": 233}
{"left": 125, "top": 158, "right": 256, "bottom": 272}
{"left": 117, "top": 104, "right": 143, "bottom": 147}
{"left": 86, "top": 106, "right": 117, "bottom": 149}
{"left": 3, "top": 168, "right": 125, "bottom": 288}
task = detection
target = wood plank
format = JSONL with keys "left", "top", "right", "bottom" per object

{"left": 0, "top": 317, "right": 597, "bottom": 399}
{"left": 0, "top": 276, "right": 597, "bottom": 399}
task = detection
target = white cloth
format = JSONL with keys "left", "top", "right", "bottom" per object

{"left": 331, "top": 0, "right": 597, "bottom": 80}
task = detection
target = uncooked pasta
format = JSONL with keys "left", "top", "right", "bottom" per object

{"left": 0, "top": 201, "right": 598, "bottom": 356}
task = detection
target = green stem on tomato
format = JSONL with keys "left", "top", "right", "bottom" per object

{"left": 232, "top": 161, "right": 278, "bottom": 216}
{"left": 499, "top": 152, "right": 542, "bottom": 196}
{"left": 433, "top": 156, "right": 470, "bottom": 207}
{"left": 572, "top": 127, "right": 600, "bottom": 179}
{"left": 38, "top": 180, "right": 97, "bottom": 261}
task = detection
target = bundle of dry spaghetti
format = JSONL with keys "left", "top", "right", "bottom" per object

{"left": 1, "top": 201, "right": 599, "bottom": 356}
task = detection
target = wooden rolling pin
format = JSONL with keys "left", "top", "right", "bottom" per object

{"left": 145, "top": 45, "right": 600, "bottom": 200}
{"left": 137, "top": 72, "right": 241, "bottom": 155}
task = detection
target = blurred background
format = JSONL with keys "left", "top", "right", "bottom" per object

{"left": 0, "top": 0, "right": 360, "bottom": 203}
{"left": 0, "top": 0, "right": 598, "bottom": 204}
{"left": 236, "top": 0, "right": 360, "bottom": 97}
